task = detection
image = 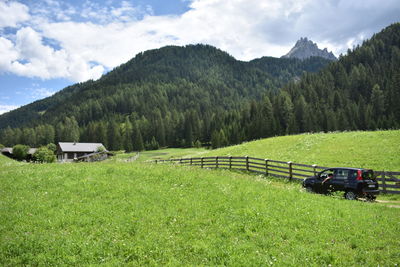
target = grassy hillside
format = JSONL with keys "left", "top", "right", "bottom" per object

{"left": 1, "top": 155, "right": 399, "bottom": 265}
{"left": 200, "top": 130, "right": 400, "bottom": 171}
{"left": 113, "top": 148, "right": 208, "bottom": 163}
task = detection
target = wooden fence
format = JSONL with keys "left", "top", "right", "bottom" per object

{"left": 155, "top": 156, "right": 400, "bottom": 194}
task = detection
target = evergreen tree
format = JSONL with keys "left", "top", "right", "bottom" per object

{"left": 280, "top": 92, "right": 296, "bottom": 134}
{"left": 154, "top": 111, "right": 166, "bottom": 147}
{"left": 132, "top": 121, "right": 144, "bottom": 151}
{"left": 44, "top": 125, "right": 55, "bottom": 145}
{"left": 294, "top": 95, "right": 308, "bottom": 133}
{"left": 107, "top": 121, "right": 123, "bottom": 151}
{"left": 370, "top": 84, "right": 385, "bottom": 119}
{"left": 1, "top": 127, "right": 15, "bottom": 146}
{"left": 211, "top": 130, "right": 221, "bottom": 149}
{"left": 123, "top": 118, "right": 134, "bottom": 152}
{"left": 22, "top": 128, "right": 36, "bottom": 147}
{"left": 97, "top": 121, "right": 108, "bottom": 148}
{"left": 183, "top": 115, "right": 193, "bottom": 148}
{"left": 261, "top": 96, "right": 275, "bottom": 137}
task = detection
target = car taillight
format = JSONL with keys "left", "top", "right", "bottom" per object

{"left": 357, "top": 170, "right": 363, "bottom": 180}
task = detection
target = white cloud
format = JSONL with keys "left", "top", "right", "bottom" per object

{"left": 0, "top": 37, "right": 19, "bottom": 71}
{"left": 0, "top": 1, "right": 30, "bottom": 28}
{"left": 0, "top": 104, "right": 19, "bottom": 115}
{"left": 0, "top": 26, "right": 104, "bottom": 81}
{"left": 0, "top": 0, "right": 399, "bottom": 83}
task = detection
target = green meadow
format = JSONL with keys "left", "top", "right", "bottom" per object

{"left": 1, "top": 152, "right": 399, "bottom": 266}
{"left": 201, "top": 130, "right": 400, "bottom": 171}
{"left": 113, "top": 147, "right": 208, "bottom": 163}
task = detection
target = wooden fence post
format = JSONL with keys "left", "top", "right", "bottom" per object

{"left": 201, "top": 157, "right": 204, "bottom": 168}
{"left": 381, "top": 171, "right": 387, "bottom": 194}
{"left": 229, "top": 156, "right": 232, "bottom": 169}
{"left": 190, "top": 158, "right": 193, "bottom": 165}
{"left": 216, "top": 156, "right": 219, "bottom": 168}
{"left": 265, "top": 159, "right": 269, "bottom": 176}
{"left": 246, "top": 156, "right": 249, "bottom": 171}
{"left": 312, "top": 164, "right": 317, "bottom": 176}
{"left": 288, "top": 161, "right": 293, "bottom": 180}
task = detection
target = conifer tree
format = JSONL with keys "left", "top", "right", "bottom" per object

{"left": 132, "top": 121, "right": 144, "bottom": 151}
{"left": 123, "top": 118, "right": 134, "bottom": 152}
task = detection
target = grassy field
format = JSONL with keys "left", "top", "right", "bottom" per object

{"left": 112, "top": 148, "right": 208, "bottom": 163}
{"left": 1, "top": 154, "right": 399, "bottom": 266}
{"left": 200, "top": 130, "right": 400, "bottom": 171}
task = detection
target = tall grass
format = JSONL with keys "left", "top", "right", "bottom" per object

{"left": 1, "top": 156, "right": 399, "bottom": 265}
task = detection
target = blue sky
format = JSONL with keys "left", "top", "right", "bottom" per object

{"left": 0, "top": 0, "right": 399, "bottom": 115}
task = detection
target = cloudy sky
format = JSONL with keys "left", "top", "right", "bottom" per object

{"left": 0, "top": 0, "right": 399, "bottom": 114}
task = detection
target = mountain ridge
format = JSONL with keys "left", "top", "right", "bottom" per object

{"left": 0, "top": 44, "right": 330, "bottom": 130}
{"left": 1, "top": 23, "right": 399, "bottom": 150}
{"left": 282, "top": 37, "right": 337, "bottom": 61}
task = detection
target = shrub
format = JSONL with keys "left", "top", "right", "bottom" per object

{"left": 47, "top": 143, "right": 57, "bottom": 153}
{"left": 33, "top": 147, "right": 56, "bottom": 163}
{"left": 194, "top": 140, "right": 202, "bottom": 148}
{"left": 12, "top": 144, "right": 30, "bottom": 161}
{"left": 96, "top": 146, "right": 105, "bottom": 153}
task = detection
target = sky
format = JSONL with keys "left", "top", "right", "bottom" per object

{"left": 0, "top": 0, "right": 399, "bottom": 115}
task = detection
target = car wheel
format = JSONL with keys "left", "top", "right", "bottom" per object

{"left": 366, "top": 195, "right": 376, "bottom": 202}
{"left": 344, "top": 191, "right": 357, "bottom": 200}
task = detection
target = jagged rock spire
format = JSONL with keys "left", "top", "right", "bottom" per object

{"left": 282, "top": 37, "right": 337, "bottom": 61}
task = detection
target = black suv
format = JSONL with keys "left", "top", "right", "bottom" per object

{"left": 303, "top": 167, "right": 379, "bottom": 200}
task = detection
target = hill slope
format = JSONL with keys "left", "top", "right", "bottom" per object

{"left": 200, "top": 130, "right": 400, "bottom": 171}
{"left": 0, "top": 45, "right": 331, "bottom": 149}
{"left": 0, "top": 45, "right": 328, "bottom": 129}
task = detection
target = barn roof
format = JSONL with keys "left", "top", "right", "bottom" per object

{"left": 1, "top": 147, "right": 13, "bottom": 153}
{"left": 58, "top": 142, "right": 106, "bottom": 153}
{"left": 1, "top": 147, "right": 37, "bottom": 155}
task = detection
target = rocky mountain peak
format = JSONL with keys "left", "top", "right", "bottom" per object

{"left": 282, "top": 37, "right": 337, "bottom": 61}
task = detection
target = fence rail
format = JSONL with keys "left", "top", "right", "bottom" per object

{"left": 155, "top": 156, "right": 400, "bottom": 194}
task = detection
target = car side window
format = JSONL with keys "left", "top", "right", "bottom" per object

{"left": 348, "top": 170, "right": 357, "bottom": 180}
{"left": 320, "top": 169, "right": 334, "bottom": 178}
{"left": 334, "top": 169, "right": 349, "bottom": 180}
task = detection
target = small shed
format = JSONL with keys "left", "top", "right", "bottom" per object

{"left": 57, "top": 142, "right": 108, "bottom": 162}
{"left": 1, "top": 147, "right": 37, "bottom": 160}
{"left": 1, "top": 147, "right": 13, "bottom": 158}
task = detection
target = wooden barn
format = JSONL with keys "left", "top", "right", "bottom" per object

{"left": 57, "top": 142, "right": 109, "bottom": 162}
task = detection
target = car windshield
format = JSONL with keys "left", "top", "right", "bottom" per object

{"left": 362, "top": 170, "right": 375, "bottom": 180}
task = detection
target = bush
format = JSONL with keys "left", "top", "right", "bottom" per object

{"left": 12, "top": 144, "right": 30, "bottom": 161}
{"left": 33, "top": 147, "right": 56, "bottom": 163}
{"left": 47, "top": 143, "right": 57, "bottom": 153}
{"left": 145, "top": 137, "right": 159, "bottom": 150}
{"left": 0, "top": 144, "right": 4, "bottom": 149}
{"left": 96, "top": 146, "right": 105, "bottom": 153}
{"left": 194, "top": 140, "right": 202, "bottom": 148}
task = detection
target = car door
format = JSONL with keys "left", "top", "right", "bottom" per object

{"left": 330, "top": 169, "right": 348, "bottom": 191}
{"left": 316, "top": 169, "right": 334, "bottom": 193}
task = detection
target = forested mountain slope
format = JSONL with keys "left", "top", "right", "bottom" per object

{"left": 0, "top": 44, "right": 330, "bottom": 149}
{"left": 1, "top": 23, "right": 399, "bottom": 151}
